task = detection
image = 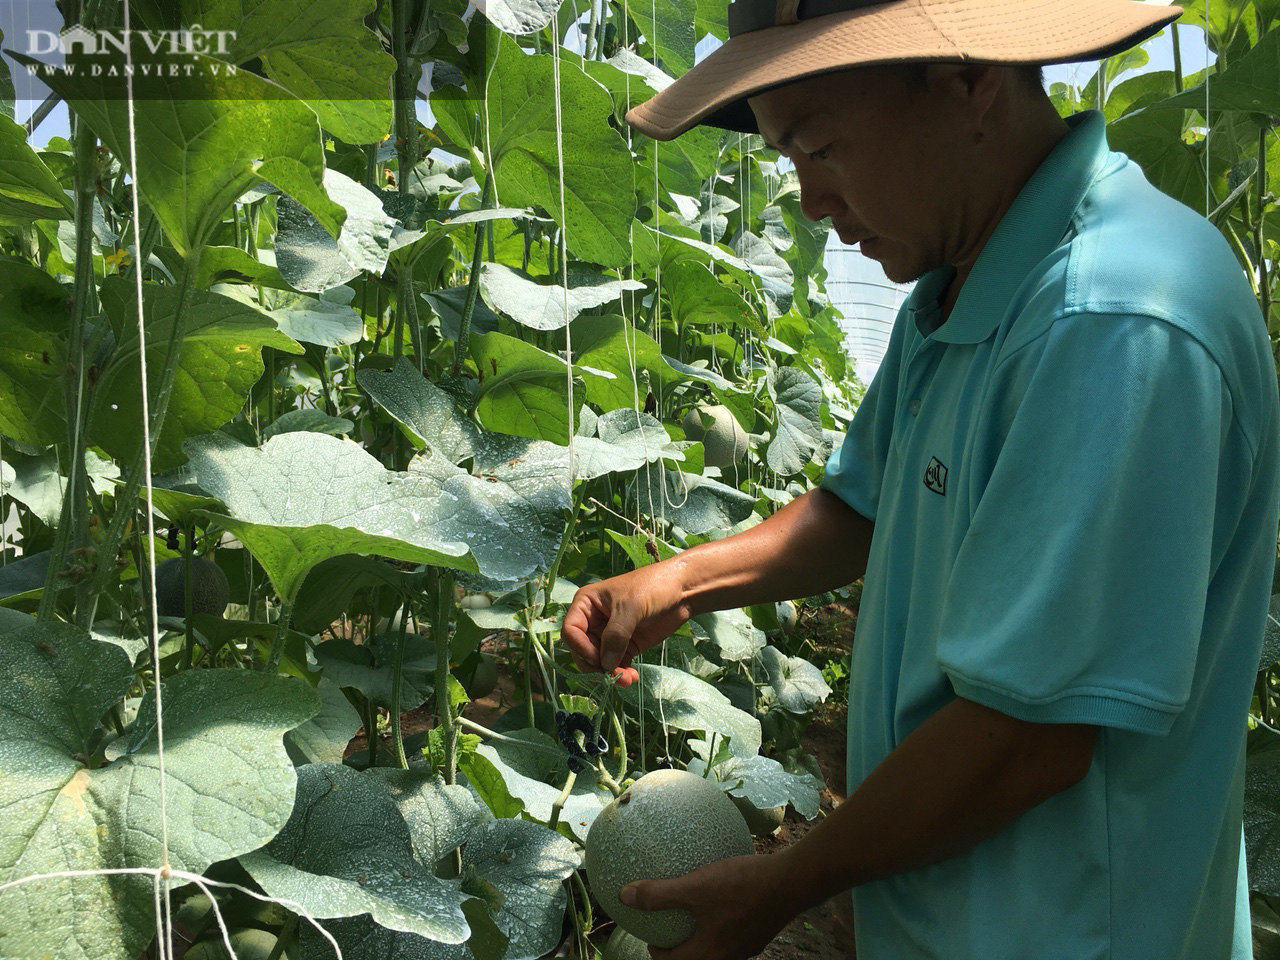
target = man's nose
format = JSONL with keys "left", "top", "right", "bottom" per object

{"left": 797, "top": 172, "right": 842, "bottom": 224}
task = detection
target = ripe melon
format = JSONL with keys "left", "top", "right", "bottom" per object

{"left": 154, "top": 555, "right": 229, "bottom": 618}
{"left": 584, "top": 769, "right": 754, "bottom": 947}
{"left": 681, "top": 405, "right": 748, "bottom": 469}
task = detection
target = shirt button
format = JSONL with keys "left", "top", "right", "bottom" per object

{"left": 909, "top": 399, "right": 922, "bottom": 415}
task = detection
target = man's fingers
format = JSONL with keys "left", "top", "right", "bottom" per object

{"left": 619, "top": 878, "right": 685, "bottom": 913}
{"left": 599, "top": 616, "right": 638, "bottom": 673}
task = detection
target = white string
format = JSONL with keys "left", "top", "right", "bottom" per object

{"left": 1204, "top": 11, "right": 1212, "bottom": 218}
{"left": 119, "top": 6, "right": 176, "bottom": 959}
{"left": 550, "top": 36, "right": 576, "bottom": 484}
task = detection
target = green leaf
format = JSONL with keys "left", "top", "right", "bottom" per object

{"left": 224, "top": 284, "right": 366, "bottom": 348}
{"left": 285, "top": 677, "right": 362, "bottom": 764}
{"left": 618, "top": 663, "right": 761, "bottom": 757}
{"left": 767, "top": 365, "right": 824, "bottom": 476}
{"left": 472, "top": 728, "right": 614, "bottom": 841}
{"left": 479, "top": 262, "right": 644, "bottom": 331}
{"left": 735, "top": 231, "right": 793, "bottom": 318}
{"left": 181, "top": 432, "right": 467, "bottom": 603}
{"left": 0, "top": 116, "right": 73, "bottom": 221}
{"left": 690, "top": 608, "right": 764, "bottom": 663}
{"left": 313, "top": 632, "right": 438, "bottom": 710}
{"left": 572, "top": 408, "right": 685, "bottom": 480}
{"left": 573, "top": 315, "right": 691, "bottom": 414}
{"left": 458, "top": 749, "right": 525, "bottom": 820}
{"left": 1106, "top": 107, "right": 1207, "bottom": 215}
{"left": 364, "top": 769, "right": 485, "bottom": 866}
{"left": 0, "top": 625, "right": 319, "bottom": 960}
{"left": 0, "top": 258, "right": 68, "bottom": 446}
{"left": 12, "top": 41, "right": 344, "bottom": 255}
{"left": 665, "top": 260, "right": 765, "bottom": 336}
{"left": 92, "top": 277, "right": 304, "bottom": 470}
{"left": 240, "top": 763, "right": 470, "bottom": 941}
{"left": 692, "top": 749, "right": 823, "bottom": 819}
{"left": 1152, "top": 26, "right": 1280, "bottom": 117}
{"left": 476, "top": 0, "right": 565, "bottom": 34}
{"left": 275, "top": 170, "right": 396, "bottom": 293}
{"left": 758, "top": 645, "right": 831, "bottom": 714}
{"left": 194, "top": 0, "right": 396, "bottom": 145}
{"left": 632, "top": 462, "right": 756, "bottom": 536}
{"left": 628, "top": 0, "right": 697, "bottom": 74}
{"left": 469, "top": 331, "right": 582, "bottom": 444}
{"left": 433, "top": 32, "right": 635, "bottom": 267}
{"left": 262, "top": 408, "right": 356, "bottom": 441}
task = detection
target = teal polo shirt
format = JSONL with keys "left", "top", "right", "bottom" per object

{"left": 820, "top": 110, "right": 1280, "bottom": 959}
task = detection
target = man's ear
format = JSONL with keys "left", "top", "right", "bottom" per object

{"left": 930, "top": 63, "right": 1005, "bottom": 126}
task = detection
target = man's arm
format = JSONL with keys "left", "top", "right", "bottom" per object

{"left": 625, "top": 697, "right": 1098, "bottom": 960}
{"left": 562, "top": 488, "right": 873, "bottom": 679}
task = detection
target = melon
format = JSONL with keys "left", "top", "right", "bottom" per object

{"left": 584, "top": 769, "right": 754, "bottom": 947}
{"left": 154, "top": 555, "right": 229, "bottom": 618}
{"left": 730, "top": 793, "right": 786, "bottom": 837}
{"left": 681, "top": 405, "right": 748, "bottom": 469}
{"left": 602, "top": 926, "right": 651, "bottom": 960}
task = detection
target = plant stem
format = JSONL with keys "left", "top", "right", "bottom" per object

{"left": 40, "top": 105, "right": 100, "bottom": 625}
{"left": 547, "top": 769, "right": 577, "bottom": 832}
{"left": 365, "top": 697, "right": 380, "bottom": 767}
{"left": 264, "top": 602, "right": 293, "bottom": 673}
{"left": 430, "top": 567, "right": 459, "bottom": 783}
{"left": 457, "top": 715, "right": 564, "bottom": 754}
{"left": 542, "top": 483, "right": 585, "bottom": 613}
{"left": 1171, "top": 23, "right": 1184, "bottom": 94}
{"left": 585, "top": 0, "right": 601, "bottom": 60}
{"left": 389, "top": 598, "right": 412, "bottom": 769}
{"left": 453, "top": 175, "right": 494, "bottom": 372}
{"left": 182, "top": 523, "right": 194, "bottom": 666}
{"left": 83, "top": 249, "right": 206, "bottom": 608}
{"left": 263, "top": 915, "right": 297, "bottom": 960}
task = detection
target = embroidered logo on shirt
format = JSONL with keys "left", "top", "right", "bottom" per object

{"left": 923, "top": 457, "right": 948, "bottom": 496}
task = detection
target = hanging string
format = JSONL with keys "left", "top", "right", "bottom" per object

{"left": 1204, "top": 10, "right": 1212, "bottom": 218}
{"left": 481, "top": 21, "right": 502, "bottom": 209}
{"left": 119, "top": 5, "right": 178, "bottom": 958}
{"left": 550, "top": 32, "right": 576, "bottom": 484}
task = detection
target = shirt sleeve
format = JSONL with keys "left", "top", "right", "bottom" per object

{"left": 818, "top": 311, "right": 912, "bottom": 522}
{"left": 935, "top": 312, "right": 1235, "bottom": 735}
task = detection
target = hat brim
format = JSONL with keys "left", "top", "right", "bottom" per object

{"left": 625, "top": 0, "right": 1182, "bottom": 140}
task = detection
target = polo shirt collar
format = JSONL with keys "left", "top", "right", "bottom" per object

{"left": 905, "top": 110, "right": 1112, "bottom": 345}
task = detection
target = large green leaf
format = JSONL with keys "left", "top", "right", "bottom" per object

{"left": 628, "top": 0, "right": 697, "bottom": 74}
{"left": 757, "top": 645, "right": 831, "bottom": 714}
{"left": 665, "top": 259, "right": 765, "bottom": 336}
{"left": 186, "top": 0, "right": 396, "bottom": 144}
{"left": 471, "top": 728, "right": 614, "bottom": 842}
{"left": 479, "top": 262, "right": 645, "bottom": 331}
{"left": 285, "top": 677, "right": 363, "bottom": 765}
{"left": 240, "top": 763, "right": 471, "bottom": 941}
{"left": 432, "top": 32, "right": 634, "bottom": 267}
{"left": 1152, "top": 25, "right": 1280, "bottom": 117}
{"left": 691, "top": 748, "right": 823, "bottom": 820}
{"left": 1106, "top": 107, "right": 1208, "bottom": 215}
{"left": 0, "top": 624, "right": 319, "bottom": 960}
{"left": 274, "top": 170, "right": 396, "bottom": 293}
{"left": 364, "top": 769, "right": 485, "bottom": 867}
{"left": 618, "top": 663, "right": 762, "bottom": 757}
{"left": 298, "top": 817, "right": 577, "bottom": 960}
{"left": 0, "top": 116, "right": 73, "bottom": 221}
{"left": 766, "top": 365, "right": 824, "bottom": 477}
{"left": 633, "top": 462, "right": 756, "bottom": 536}
{"left": 13, "top": 41, "right": 344, "bottom": 255}
{"left": 469, "top": 330, "right": 583, "bottom": 444}
{"left": 475, "top": 0, "right": 565, "bottom": 34}
{"left": 690, "top": 608, "right": 764, "bottom": 663}
{"left": 573, "top": 315, "right": 691, "bottom": 413}
{"left": 314, "top": 632, "right": 438, "bottom": 710}
{"left": 0, "top": 258, "right": 68, "bottom": 446}
{"left": 92, "top": 277, "right": 304, "bottom": 470}
{"left": 182, "top": 429, "right": 568, "bottom": 602}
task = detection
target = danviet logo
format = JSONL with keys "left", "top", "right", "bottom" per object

{"left": 25, "top": 24, "right": 236, "bottom": 57}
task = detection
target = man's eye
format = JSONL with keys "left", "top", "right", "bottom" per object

{"left": 809, "top": 146, "right": 831, "bottom": 161}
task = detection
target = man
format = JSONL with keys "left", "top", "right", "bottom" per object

{"left": 561, "top": 1, "right": 1280, "bottom": 957}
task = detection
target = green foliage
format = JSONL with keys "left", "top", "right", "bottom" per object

{"left": 3, "top": 2, "right": 1277, "bottom": 957}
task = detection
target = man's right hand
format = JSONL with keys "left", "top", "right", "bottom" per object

{"left": 561, "top": 560, "right": 693, "bottom": 686}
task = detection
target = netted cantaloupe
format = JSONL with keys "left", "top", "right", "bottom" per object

{"left": 585, "top": 769, "right": 754, "bottom": 947}
{"left": 154, "top": 555, "right": 229, "bottom": 618}
{"left": 681, "top": 405, "right": 748, "bottom": 469}
{"left": 602, "top": 926, "right": 651, "bottom": 960}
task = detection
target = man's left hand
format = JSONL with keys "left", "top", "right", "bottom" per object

{"left": 619, "top": 853, "right": 803, "bottom": 960}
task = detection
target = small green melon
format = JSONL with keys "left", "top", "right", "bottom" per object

{"left": 154, "top": 555, "right": 229, "bottom": 618}
{"left": 730, "top": 793, "right": 786, "bottom": 837}
{"left": 460, "top": 651, "right": 499, "bottom": 700}
{"left": 602, "top": 926, "right": 651, "bottom": 960}
{"left": 681, "top": 405, "right": 748, "bottom": 469}
{"left": 585, "top": 769, "right": 754, "bottom": 947}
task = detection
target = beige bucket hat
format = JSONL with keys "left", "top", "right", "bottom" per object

{"left": 625, "top": 0, "right": 1182, "bottom": 140}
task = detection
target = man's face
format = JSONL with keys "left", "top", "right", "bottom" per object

{"left": 749, "top": 67, "right": 966, "bottom": 285}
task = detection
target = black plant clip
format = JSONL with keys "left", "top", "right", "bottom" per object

{"left": 556, "top": 709, "right": 607, "bottom": 772}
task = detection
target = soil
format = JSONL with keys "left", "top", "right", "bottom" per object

{"left": 344, "top": 598, "right": 862, "bottom": 960}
